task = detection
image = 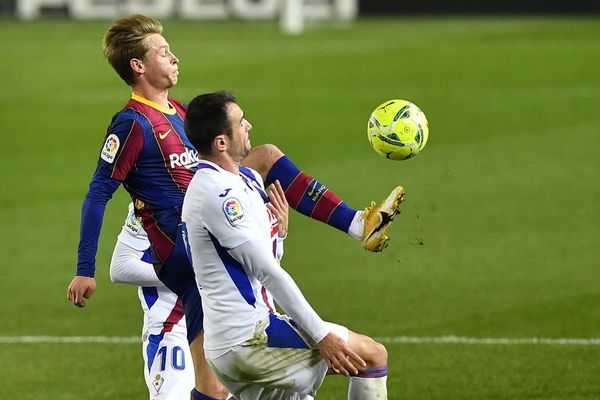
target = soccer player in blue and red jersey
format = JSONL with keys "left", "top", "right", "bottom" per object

{"left": 67, "top": 14, "right": 404, "bottom": 400}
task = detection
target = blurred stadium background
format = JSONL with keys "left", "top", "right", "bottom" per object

{"left": 1, "top": 1, "right": 599, "bottom": 399}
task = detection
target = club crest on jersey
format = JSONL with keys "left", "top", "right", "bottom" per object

{"left": 101, "top": 134, "right": 120, "bottom": 163}
{"left": 223, "top": 198, "right": 244, "bottom": 225}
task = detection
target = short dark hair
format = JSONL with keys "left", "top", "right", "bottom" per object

{"left": 185, "top": 91, "right": 237, "bottom": 155}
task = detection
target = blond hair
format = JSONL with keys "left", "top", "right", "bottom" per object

{"left": 102, "top": 14, "right": 163, "bottom": 85}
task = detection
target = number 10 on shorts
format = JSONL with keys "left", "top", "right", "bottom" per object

{"left": 157, "top": 345, "right": 186, "bottom": 371}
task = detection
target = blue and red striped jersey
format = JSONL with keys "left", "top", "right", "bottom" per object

{"left": 77, "top": 94, "right": 198, "bottom": 276}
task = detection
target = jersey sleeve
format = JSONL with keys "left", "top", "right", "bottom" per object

{"left": 97, "top": 114, "right": 144, "bottom": 182}
{"left": 77, "top": 169, "right": 121, "bottom": 275}
{"left": 76, "top": 115, "right": 144, "bottom": 277}
{"left": 109, "top": 204, "right": 162, "bottom": 286}
{"left": 229, "top": 241, "right": 329, "bottom": 344}
{"left": 109, "top": 241, "right": 162, "bottom": 287}
{"left": 275, "top": 236, "right": 285, "bottom": 261}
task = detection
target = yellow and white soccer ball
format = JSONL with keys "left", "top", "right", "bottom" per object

{"left": 367, "top": 99, "right": 429, "bottom": 160}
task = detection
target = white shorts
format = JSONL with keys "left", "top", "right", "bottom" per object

{"left": 142, "top": 328, "right": 195, "bottom": 400}
{"left": 111, "top": 214, "right": 195, "bottom": 400}
{"left": 138, "top": 284, "right": 194, "bottom": 400}
{"left": 207, "top": 314, "right": 348, "bottom": 400}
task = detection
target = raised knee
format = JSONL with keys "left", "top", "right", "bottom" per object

{"left": 243, "top": 144, "right": 285, "bottom": 179}
{"left": 253, "top": 144, "right": 284, "bottom": 164}
{"left": 361, "top": 338, "right": 388, "bottom": 368}
{"left": 373, "top": 341, "right": 387, "bottom": 366}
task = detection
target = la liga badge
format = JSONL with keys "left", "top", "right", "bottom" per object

{"left": 223, "top": 198, "right": 244, "bottom": 225}
{"left": 101, "top": 134, "right": 120, "bottom": 163}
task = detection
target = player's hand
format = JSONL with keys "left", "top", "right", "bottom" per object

{"left": 67, "top": 276, "right": 97, "bottom": 308}
{"left": 267, "top": 180, "right": 289, "bottom": 238}
{"left": 318, "top": 332, "right": 366, "bottom": 376}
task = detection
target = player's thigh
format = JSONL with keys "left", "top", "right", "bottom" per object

{"left": 143, "top": 331, "right": 194, "bottom": 400}
{"left": 209, "top": 345, "right": 327, "bottom": 399}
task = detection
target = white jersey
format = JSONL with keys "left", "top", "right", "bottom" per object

{"left": 111, "top": 204, "right": 193, "bottom": 400}
{"left": 182, "top": 161, "right": 328, "bottom": 359}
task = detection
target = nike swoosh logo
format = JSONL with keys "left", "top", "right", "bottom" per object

{"left": 158, "top": 129, "right": 171, "bottom": 140}
{"left": 307, "top": 180, "right": 317, "bottom": 197}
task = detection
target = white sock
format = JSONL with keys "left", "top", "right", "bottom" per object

{"left": 347, "top": 211, "right": 364, "bottom": 240}
{"left": 348, "top": 375, "right": 388, "bottom": 400}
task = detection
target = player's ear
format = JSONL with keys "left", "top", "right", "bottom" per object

{"left": 213, "top": 134, "right": 228, "bottom": 153}
{"left": 130, "top": 58, "right": 144, "bottom": 74}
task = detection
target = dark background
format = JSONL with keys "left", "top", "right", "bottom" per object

{"left": 360, "top": 0, "right": 600, "bottom": 15}
{"left": 2, "top": 0, "right": 600, "bottom": 16}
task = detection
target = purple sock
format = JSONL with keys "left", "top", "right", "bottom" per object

{"left": 356, "top": 366, "right": 388, "bottom": 378}
{"left": 191, "top": 388, "right": 221, "bottom": 400}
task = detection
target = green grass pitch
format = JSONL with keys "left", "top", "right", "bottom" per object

{"left": 1, "top": 16, "right": 600, "bottom": 399}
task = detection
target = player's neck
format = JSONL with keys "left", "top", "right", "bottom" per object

{"left": 131, "top": 83, "right": 170, "bottom": 109}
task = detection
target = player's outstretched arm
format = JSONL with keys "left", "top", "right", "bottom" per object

{"left": 318, "top": 332, "right": 365, "bottom": 376}
{"left": 229, "top": 240, "right": 329, "bottom": 344}
{"left": 68, "top": 174, "right": 121, "bottom": 307}
{"left": 67, "top": 276, "right": 96, "bottom": 308}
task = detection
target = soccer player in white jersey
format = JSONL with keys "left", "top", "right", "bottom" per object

{"left": 109, "top": 203, "right": 194, "bottom": 400}
{"left": 181, "top": 91, "right": 390, "bottom": 400}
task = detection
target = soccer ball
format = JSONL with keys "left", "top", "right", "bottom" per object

{"left": 367, "top": 99, "right": 429, "bottom": 160}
